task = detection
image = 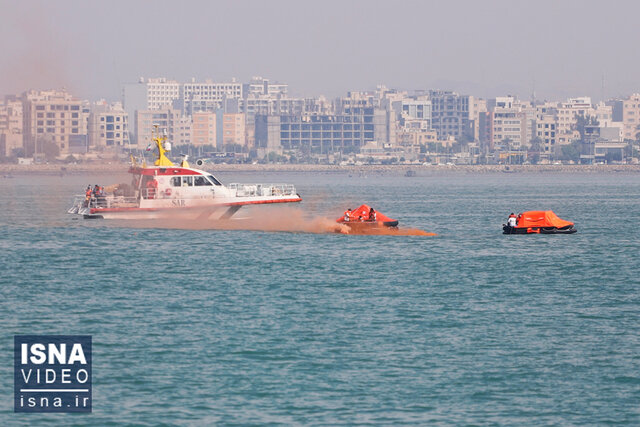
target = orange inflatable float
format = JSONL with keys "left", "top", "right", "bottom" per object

{"left": 503, "top": 210, "right": 577, "bottom": 234}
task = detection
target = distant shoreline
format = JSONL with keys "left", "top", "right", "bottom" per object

{"left": 2, "top": 162, "right": 639, "bottom": 175}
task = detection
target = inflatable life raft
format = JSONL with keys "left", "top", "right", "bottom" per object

{"left": 503, "top": 210, "right": 577, "bottom": 234}
{"left": 337, "top": 204, "right": 399, "bottom": 230}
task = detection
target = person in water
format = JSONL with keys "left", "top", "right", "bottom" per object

{"left": 368, "top": 208, "right": 377, "bottom": 222}
{"left": 507, "top": 213, "right": 517, "bottom": 227}
{"left": 343, "top": 208, "right": 352, "bottom": 222}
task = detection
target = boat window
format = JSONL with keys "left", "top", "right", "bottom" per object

{"left": 207, "top": 175, "right": 222, "bottom": 186}
{"left": 171, "top": 177, "right": 181, "bottom": 187}
{"left": 194, "top": 176, "right": 212, "bottom": 186}
{"left": 182, "top": 176, "right": 193, "bottom": 186}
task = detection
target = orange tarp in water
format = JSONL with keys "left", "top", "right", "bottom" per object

{"left": 516, "top": 210, "right": 573, "bottom": 228}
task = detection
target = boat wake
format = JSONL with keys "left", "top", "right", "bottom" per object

{"left": 343, "top": 227, "right": 437, "bottom": 236}
{"left": 113, "top": 206, "right": 436, "bottom": 236}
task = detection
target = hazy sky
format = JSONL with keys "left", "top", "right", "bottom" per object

{"left": 1, "top": 0, "right": 638, "bottom": 102}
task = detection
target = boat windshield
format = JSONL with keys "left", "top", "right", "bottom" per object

{"left": 207, "top": 175, "right": 222, "bottom": 186}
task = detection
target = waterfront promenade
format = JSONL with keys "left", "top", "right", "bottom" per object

{"left": 2, "top": 162, "right": 640, "bottom": 175}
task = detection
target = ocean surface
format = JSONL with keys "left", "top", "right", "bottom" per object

{"left": 1, "top": 170, "right": 639, "bottom": 425}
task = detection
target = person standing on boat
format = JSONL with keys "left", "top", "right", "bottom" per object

{"left": 343, "top": 208, "right": 352, "bottom": 222}
{"left": 368, "top": 208, "right": 377, "bottom": 222}
{"left": 84, "top": 185, "right": 92, "bottom": 207}
{"left": 507, "top": 213, "right": 517, "bottom": 227}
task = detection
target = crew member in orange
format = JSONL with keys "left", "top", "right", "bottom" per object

{"left": 507, "top": 213, "right": 517, "bottom": 227}
{"left": 146, "top": 178, "right": 158, "bottom": 199}
{"left": 343, "top": 208, "right": 352, "bottom": 222}
{"left": 84, "top": 185, "right": 92, "bottom": 207}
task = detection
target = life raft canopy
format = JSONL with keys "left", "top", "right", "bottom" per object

{"left": 337, "top": 204, "right": 398, "bottom": 225}
{"left": 516, "top": 210, "right": 574, "bottom": 228}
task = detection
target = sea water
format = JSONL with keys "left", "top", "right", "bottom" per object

{"left": 0, "top": 171, "right": 639, "bottom": 425}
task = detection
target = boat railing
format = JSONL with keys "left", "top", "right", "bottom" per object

{"left": 70, "top": 183, "right": 298, "bottom": 211}
{"left": 227, "top": 183, "right": 297, "bottom": 198}
{"left": 70, "top": 194, "right": 140, "bottom": 210}
{"left": 70, "top": 187, "right": 189, "bottom": 209}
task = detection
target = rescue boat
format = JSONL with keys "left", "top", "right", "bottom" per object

{"left": 503, "top": 210, "right": 577, "bottom": 234}
{"left": 67, "top": 127, "right": 302, "bottom": 219}
{"left": 336, "top": 204, "right": 399, "bottom": 230}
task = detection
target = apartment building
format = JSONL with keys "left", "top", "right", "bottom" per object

{"left": 87, "top": 102, "right": 129, "bottom": 151}
{"left": 255, "top": 107, "right": 388, "bottom": 154}
{"left": 180, "top": 79, "right": 243, "bottom": 115}
{"left": 556, "top": 97, "right": 592, "bottom": 134}
{"left": 123, "top": 78, "right": 181, "bottom": 130}
{"left": 243, "top": 76, "right": 288, "bottom": 97}
{"left": 192, "top": 112, "right": 216, "bottom": 146}
{"left": 175, "top": 115, "right": 192, "bottom": 146}
{"left": 621, "top": 93, "right": 640, "bottom": 140}
{"left": 22, "top": 89, "right": 88, "bottom": 156}
{"left": 536, "top": 114, "right": 558, "bottom": 155}
{"left": 221, "top": 113, "right": 246, "bottom": 147}
{"left": 135, "top": 108, "right": 181, "bottom": 149}
{"left": 491, "top": 97, "right": 525, "bottom": 148}
{"left": 429, "top": 90, "right": 474, "bottom": 141}
{"left": 0, "top": 97, "right": 23, "bottom": 157}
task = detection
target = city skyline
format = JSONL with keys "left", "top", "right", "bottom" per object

{"left": 1, "top": 0, "right": 639, "bottom": 103}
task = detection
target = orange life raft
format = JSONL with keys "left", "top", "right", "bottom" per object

{"left": 503, "top": 210, "right": 577, "bottom": 234}
{"left": 337, "top": 204, "right": 399, "bottom": 229}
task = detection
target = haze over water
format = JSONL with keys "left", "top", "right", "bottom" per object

{"left": 1, "top": 171, "right": 639, "bottom": 424}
